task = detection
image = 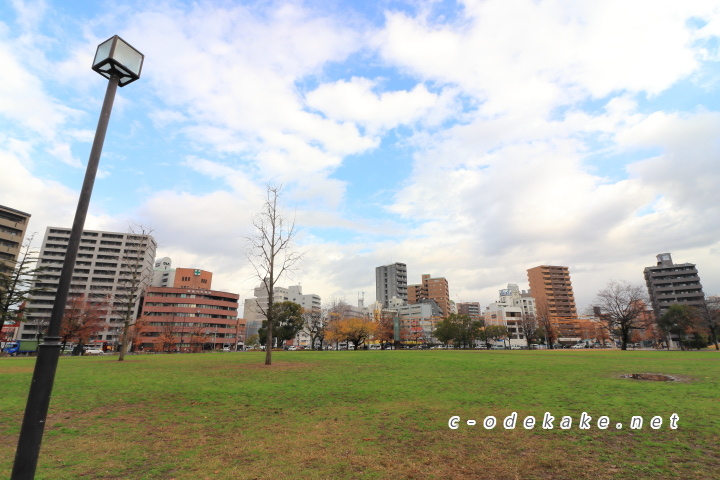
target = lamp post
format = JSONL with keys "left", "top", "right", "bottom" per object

{"left": 11, "top": 35, "right": 143, "bottom": 480}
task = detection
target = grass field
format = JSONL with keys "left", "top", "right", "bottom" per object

{"left": 1, "top": 350, "right": 719, "bottom": 479}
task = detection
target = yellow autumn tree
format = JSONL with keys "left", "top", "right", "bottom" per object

{"left": 326, "top": 317, "right": 377, "bottom": 350}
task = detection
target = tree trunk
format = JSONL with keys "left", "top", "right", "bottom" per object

{"left": 118, "top": 315, "right": 131, "bottom": 361}
{"left": 265, "top": 297, "right": 273, "bottom": 366}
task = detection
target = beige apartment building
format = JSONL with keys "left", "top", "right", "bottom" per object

{"left": 527, "top": 265, "right": 577, "bottom": 319}
{"left": 408, "top": 274, "right": 450, "bottom": 317}
{"left": 527, "top": 265, "right": 581, "bottom": 341}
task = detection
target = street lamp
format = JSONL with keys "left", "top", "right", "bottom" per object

{"left": 12, "top": 35, "right": 143, "bottom": 480}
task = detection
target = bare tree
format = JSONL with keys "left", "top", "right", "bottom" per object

{"left": 0, "top": 234, "right": 45, "bottom": 325}
{"left": 302, "top": 309, "right": 326, "bottom": 350}
{"left": 695, "top": 297, "right": 720, "bottom": 350}
{"left": 245, "top": 185, "right": 303, "bottom": 365}
{"left": 189, "top": 327, "right": 208, "bottom": 353}
{"left": 518, "top": 313, "right": 539, "bottom": 349}
{"left": 116, "top": 225, "right": 155, "bottom": 361}
{"left": 592, "top": 281, "right": 648, "bottom": 350}
{"left": 128, "top": 315, "right": 150, "bottom": 352}
{"left": 154, "top": 321, "right": 179, "bottom": 353}
{"left": 534, "top": 300, "right": 557, "bottom": 349}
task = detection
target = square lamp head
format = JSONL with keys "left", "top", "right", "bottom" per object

{"left": 92, "top": 35, "right": 144, "bottom": 87}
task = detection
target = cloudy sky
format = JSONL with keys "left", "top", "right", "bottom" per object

{"left": 1, "top": 0, "right": 719, "bottom": 312}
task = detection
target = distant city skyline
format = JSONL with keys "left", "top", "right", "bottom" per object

{"left": 1, "top": 1, "right": 719, "bottom": 311}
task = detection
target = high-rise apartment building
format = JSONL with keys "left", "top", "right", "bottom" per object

{"left": 527, "top": 265, "right": 577, "bottom": 320}
{"left": 0, "top": 204, "right": 31, "bottom": 272}
{"left": 19, "top": 227, "right": 156, "bottom": 345}
{"left": 408, "top": 274, "right": 450, "bottom": 317}
{"left": 644, "top": 253, "right": 705, "bottom": 317}
{"left": 375, "top": 263, "right": 407, "bottom": 307}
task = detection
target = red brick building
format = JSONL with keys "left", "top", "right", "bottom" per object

{"left": 139, "top": 286, "right": 241, "bottom": 352}
{"left": 408, "top": 274, "right": 450, "bottom": 317}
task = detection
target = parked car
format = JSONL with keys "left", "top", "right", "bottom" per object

{"left": 221, "top": 347, "right": 231, "bottom": 352}
{"left": 571, "top": 344, "right": 584, "bottom": 349}
{"left": 85, "top": 348, "right": 104, "bottom": 355}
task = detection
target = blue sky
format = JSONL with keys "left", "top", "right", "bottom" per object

{"left": 1, "top": 0, "right": 719, "bottom": 310}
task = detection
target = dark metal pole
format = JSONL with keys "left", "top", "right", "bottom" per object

{"left": 12, "top": 75, "right": 119, "bottom": 480}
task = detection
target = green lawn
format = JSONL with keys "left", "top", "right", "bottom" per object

{"left": 1, "top": 350, "right": 718, "bottom": 479}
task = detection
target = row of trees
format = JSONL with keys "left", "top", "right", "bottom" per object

{"left": 254, "top": 299, "right": 394, "bottom": 351}
{"left": 656, "top": 304, "right": 718, "bottom": 350}
{"left": 433, "top": 313, "right": 544, "bottom": 349}
{"left": 591, "top": 281, "right": 720, "bottom": 351}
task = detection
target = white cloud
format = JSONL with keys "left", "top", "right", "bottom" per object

{"left": 2, "top": 0, "right": 719, "bottom": 313}
{"left": 46, "top": 142, "right": 81, "bottom": 168}
{"left": 0, "top": 147, "right": 81, "bottom": 237}
{"left": 0, "top": 42, "right": 81, "bottom": 139}
{"left": 376, "top": 0, "right": 716, "bottom": 115}
{"left": 305, "top": 77, "right": 445, "bottom": 133}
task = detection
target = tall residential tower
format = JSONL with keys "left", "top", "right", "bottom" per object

{"left": 644, "top": 253, "right": 705, "bottom": 318}
{"left": 527, "top": 265, "right": 577, "bottom": 319}
{"left": 375, "top": 262, "right": 407, "bottom": 307}
{"left": 18, "top": 227, "right": 156, "bottom": 345}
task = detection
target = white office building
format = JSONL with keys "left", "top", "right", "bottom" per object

{"left": 244, "top": 283, "right": 321, "bottom": 342}
{"left": 484, "top": 283, "right": 536, "bottom": 346}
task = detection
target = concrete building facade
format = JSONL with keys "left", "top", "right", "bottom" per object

{"left": 375, "top": 262, "right": 408, "bottom": 307}
{"left": 484, "top": 284, "right": 536, "bottom": 346}
{"left": 408, "top": 273, "right": 450, "bottom": 317}
{"left": 18, "top": 227, "right": 156, "bottom": 346}
{"left": 287, "top": 285, "right": 322, "bottom": 313}
{"left": 0, "top": 204, "right": 31, "bottom": 273}
{"left": 644, "top": 253, "right": 706, "bottom": 318}
{"left": 386, "top": 301, "right": 441, "bottom": 344}
{"left": 244, "top": 283, "right": 321, "bottom": 340}
{"left": 457, "top": 302, "right": 482, "bottom": 321}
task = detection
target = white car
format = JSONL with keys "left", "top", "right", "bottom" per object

{"left": 571, "top": 344, "right": 585, "bottom": 349}
{"left": 85, "top": 348, "right": 104, "bottom": 355}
